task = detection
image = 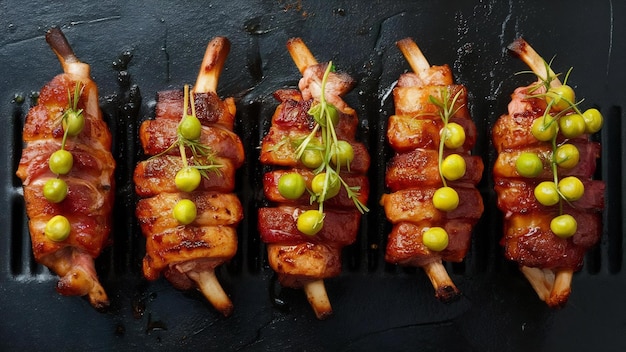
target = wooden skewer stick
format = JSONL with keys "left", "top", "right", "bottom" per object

{"left": 423, "top": 261, "right": 461, "bottom": 303}
{"left": 304, "top": 279, "right": 333, "bottom": 320}
{"left": 193, "top": 36, "right": 231, "bottom": 94}
{"left": 508, "top": 38, "right": 562, "bottom": 88}
{"left": 188, "top": 269, "right": 234, "bottom": 317}
{"left": 396, "top": 37, "right": 431, "bottom": 76}
{"left": 287, "top": 37, "right": 318, "bottom": 74}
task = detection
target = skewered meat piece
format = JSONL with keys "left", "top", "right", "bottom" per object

{"left": 134, "top": 37, "right": 243, "bottom": 317}
{"left": 493, "top": 38, "right": 604, "bottom": 307}
{"left": 258, "top": 38, "right": 370, "bottom": 319}
{"left": 15, "top": 27, "right": 115, "bottom": 310}
{"left": 382, "top": 38, "right": 484, "bottom": 302}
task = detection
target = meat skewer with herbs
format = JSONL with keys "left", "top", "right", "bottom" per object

{"left": 16, "top": 27, "right": 116, "bottom": 310}
{"left": 258, "top": 38, "right": 370, "bottom": 319}
{"left": 381, "top": 38, "right": 484, "bottom": 302}
{"left": 134, "top": 37, "right": 244, "bottom": 317}
{"left": 492, "top": 38, "right": 604, "bottom": 307}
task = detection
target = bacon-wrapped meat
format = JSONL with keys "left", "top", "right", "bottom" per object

{"left": 382, "top": 38, "right": 484, "bottom": 302}
{"left": 258, "top": 38, "right": 370, "bottom": 319}
{"left": 134, "top": 37, "right": 243, "bottom": 316}
{"left": 15, "top": 27, "right": 115, "bottom": 310}
{"left": 493, "top": 38, "right": 604, "bottom": 307}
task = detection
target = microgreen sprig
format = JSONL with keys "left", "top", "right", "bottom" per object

{"left": 59, "top": 81, "right": 84, "bottom": 149}
{"left": 294, "top": 61, "right": 369, "bottom": 215}
{"left": 151, "top": 84, "right": 222, "bottom": 179}
{"left": 429, "top": 88, "right": 463, "bottom": 187}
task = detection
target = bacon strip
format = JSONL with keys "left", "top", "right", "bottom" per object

{"left": 493, "top": 38, "right": 604, "bottom": 307}
{"left": 134, "top": 37, "right": 243, "bottom": 316}
{"left": 16, "top": 27, "right": 115, "bottom": 310}
{"left": 258, "top": 38, "right": 370, "bottom": 319}
{"left": 382, "top": 38, "right": 484, "bottom": 302}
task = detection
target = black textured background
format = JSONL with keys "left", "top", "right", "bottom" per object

{"left": 1, "top": 1, "right": 625, "bottom": 351}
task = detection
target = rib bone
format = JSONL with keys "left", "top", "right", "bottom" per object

{"left": 287, "top": 37, "right": 319, "bottom": 74}
{"left": 188, "top": 269, "right": 234, "bottom": 317}
{"left": 521, "top": 266, "right": 572, "bottom": 308}
{"left": 396, "top": 37, "right": 431, "bottom": 75}
{"left": 423, "top": 261, "right": 461, "bottom": 303}
{"left": 304, "top": 279, "right": 333, "bottom": 320}
{"left": 45, "top": 27, "right": 90, "bottom": 78}
{"left": 193, "top": 37, "right": 231, "bottom": 94}
{"left": 508, "top": 38, "right": 561, "bottom": 88}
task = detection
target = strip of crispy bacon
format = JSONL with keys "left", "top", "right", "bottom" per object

{"left": 135, "top": 37, "right": 241, "bottom": 316}
{"left": 259, "top": 38, "right": 368, "bottom": 319}
{"left": 496, "top": 38, "right": 603, "bottom": 307}
{"left": 16, "top": 27, "right": 114, "bottom": 310}
{"left": 383, "top": 38, "right": 484, "bottom": 302}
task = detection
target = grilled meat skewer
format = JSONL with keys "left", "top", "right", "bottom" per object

{"left": 16, "top": 27, "right": 115, "bottom": 310}
{"left": 134, "top": 37, "right": 243, "bottom": 316}
{"left": 258, "top": 38, "right": 370, "bottom": 319}
{"left": 382, "top": 38, "right": 484, "bottom": 302}
{"left": 493, "top": 38, "right": 604, "bottom": 307}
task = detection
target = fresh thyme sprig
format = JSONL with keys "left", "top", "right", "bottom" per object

{"left": 429, "top": 88, "right": 463, "bottom": 187}
{"left": 59, "top": 81, "right": 84, "bottom": 149}
{"left": 294, "top": 61, "right": 369, "bottom": 215}
{"left": 151, "top": 84, "right": 222, "bottom": 179}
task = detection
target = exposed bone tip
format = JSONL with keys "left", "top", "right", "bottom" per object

{"left": 193, "top": 37, "right": 231, "bottom": 94}
{"left": 521, "top": 266, "right": 572, "bottom": 307}
{"left": 286, "top": 37, "right": 318, "bottom": 74}
{"left": 506, "top": 37, "right": 528, "bottom": 55}
{"left": 304, "top": 279, "right": 333, "bottom": 320}
{"left": 435, "top": 285, "right": 461, "bottom": 303}
{"left": 88, "top": 284, "right": 110, "bottom": 312}
{"left": 423, "top": 261, "right": 461, "bottom": 303}
{"left": 395, "top": 37, "right": 431, "bottom": 75}
{"left": 188, "top": 269, "right": 234, "bottom": 317}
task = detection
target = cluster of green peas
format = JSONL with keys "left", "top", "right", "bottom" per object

{"left": 275, "top": 103, "right": 356, "bottom": 236}
{"left": 42, "top": 83, "right": 86, "bottom": 242}
{"left": 169, "top": 86, "right": 213, "bottom": 226}
{"left": 514, "top": 84, "right": 603, "bottom": 238}
{"left": 421, "top": 113, "right": 468, "bottom": 252}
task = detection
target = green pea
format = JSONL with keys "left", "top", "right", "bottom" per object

{"left": 49, "top": 149, "right": 73, "bottom": 175}
{"left": 422, "top": 227, "right": 449, "bottom": 252}
{"left": 45, "top": 215, "right": 71, "bottom": 242}
{"left": 515, "top": 152, "right": 543, "bottom": 178}
{"left": 546, "top": 85, "right": 575, "bottom": 111}
{"left": 301, "top": 148, "right": 323, "bottom": 169}
{"left": 554, "top": 144, "right": 580, "bottom": 169}
{"left": 63, "top": 110, "right": 85, "bottom": 136}
{"left": 442, "top": 122, "right": 466, "bottom": 149}
{"left": 432, "top": 186, "right": 459, "bottom": 212}
{"left": 582, "top": 108, "right": 603, "bottom": 134}
{"left": 297, "top": 209, "right": 324, "bottom": 236}
{"left": 175, "top": 167, "right": 202, "bottom": 193}
{"left": 330, "top": 140, "right": 354, "bottom": 168}
{"left": 178, "top": 115, "right": 202, "bottom": 140}
{"left": 311, "top": 172, "right": 340, "bottom": 201}
{"left": 559, "top": 114, "right": 586, "bottom": 139}
{"left": 534, "top": 181, "right": 560, "bottom": 206}
{"left": 558, "top": 176, "right": 584, "bottom": 201}
{"left": 550, "top": 214, "right": 577, "bottom": 238}
{"left": 441, "top": 154, "right": 466, "bottom": 181}
{"left": 172, "top": 199, "right": 197, "bottom": 225}
{"left": 43, "top": 178, "right": 68, "bottom": 203}
{"left": 277, "top": 172, "right": 306, "bottom": 200}
{"left": 531, "top": 115, "right": 557, "bottom": 142}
